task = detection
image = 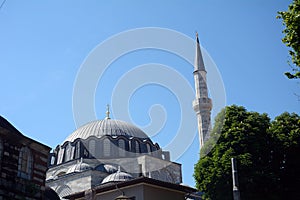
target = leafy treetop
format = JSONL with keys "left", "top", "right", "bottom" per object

{"left": 278, "top": 0, "right": 300, "bottom": 79}
{"left": 194, "top": 105, "right": 300, "bottom": 199}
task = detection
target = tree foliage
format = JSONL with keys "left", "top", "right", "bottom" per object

{"left": 277, "top": 0, "right": 300, "bottom": 79}
{"left": 200, "top": 108, "right": 225, "bottom": 158}
{"left": 268, "top": 112, "right": 300, "bottom": 198}
{"left": 194, "top": 105, "right": 300, "bottom": 199}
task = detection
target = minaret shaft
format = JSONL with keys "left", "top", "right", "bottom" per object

{"left": 192, "top": 33, "right": 212, "bottom": 149}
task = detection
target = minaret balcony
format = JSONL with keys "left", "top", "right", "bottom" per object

{"left": 193, "top": 98, "right": 212, "bottom": 112}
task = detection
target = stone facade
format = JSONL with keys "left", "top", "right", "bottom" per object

{"left": 46, "top": 119, "right": 182, "bottom": 199}
{"left": 46, "top": 155, "right": 182, "bottom": 198}
{"left": 64, "top": 177, "right": 201, "bottom": 200}
{"left": 0, "top": 116, "right": 51, "bottom": 199}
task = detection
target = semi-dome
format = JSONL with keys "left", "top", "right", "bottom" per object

{"left": 66, "top": 161, "right": 92, "bottom": 174}
{"left": 101, "top": 171, "right": 133, "bottom": 184}
{"left": 95, "top": 164, "right": 118, "bottom": 174}
{"left": 64, "top": 119, "right": 148, "bottom": 143}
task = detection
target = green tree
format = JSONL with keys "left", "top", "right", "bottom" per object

{"left": 194, "top": 105, "right": 273, "bottom": 200}
{"left": 194, "top": 106, "right": 300, "bottom": 199}
{"left": 268, "top": 112, "right": 300, "bottom": 199}
{"left": 200, "top": 108, "right": 225, "bottom": 158}
{"left": 277, "top": 0, "right": 300, "bottom": 79}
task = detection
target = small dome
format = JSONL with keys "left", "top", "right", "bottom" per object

{"left": 95, "top": 164, "right": 118, "bottom": 174}
{"left": 64, "top": 119, "right": 148, "bottom": 143}
{"left": 46, "top": 175, "right": 57, "bottom": 181}
{"left": 67, "top": 162, "right": 92, "bottom": 174}
{"left": 101, "top": 171, "right": 133, "bottom": 184}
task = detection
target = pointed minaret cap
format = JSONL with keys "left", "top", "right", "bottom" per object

{"left": 194, "top": 31, "right": 206, "bottom": 72}
{"left": 196, "top": 31, "right": 199, "bottom": 43}
{"left": 105, "top": 104, "right": 111, "bottom": 120}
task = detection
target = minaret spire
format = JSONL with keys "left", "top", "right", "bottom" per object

{"left": 194, "top": 32, "right": 206, "bottom": 72}
{"left": 192, "top": 32, "right": 212, "bottom": 150}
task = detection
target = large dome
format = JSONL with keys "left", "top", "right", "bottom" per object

{"left": 64, "top": 119, "right": 148, "bottom": 143}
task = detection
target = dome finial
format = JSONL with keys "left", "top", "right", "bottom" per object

{"left": 105, "top": 104, "right": 111, "bottom": 120}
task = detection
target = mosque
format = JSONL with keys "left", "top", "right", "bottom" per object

{"left": 45, "top": 33, "right": 211, "bottom": 199}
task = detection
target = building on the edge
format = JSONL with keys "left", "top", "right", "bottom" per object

{"left": 0, "top": 116, "right": 56, "bottom": 199}
{"left": 46, "top": 110, "right": 199, "bottom": 199}
{"left": 64, "top": 176, "right": 201, "bottom": 200}
{"left": 45, "top": 34, "right": 207, "bottom": 200}
{"left": 192, "top": 32, "right": 212, "bottom": 150}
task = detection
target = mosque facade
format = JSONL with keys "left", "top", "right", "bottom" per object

{"left": 46, "top": 115, "right": 183, "bottom": 198}
{"left": 45, "top": 33, "right": 210, "bottom": 199}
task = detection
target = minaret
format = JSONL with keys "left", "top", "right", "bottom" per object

{"left": 192, "top": 32, "right": 212, "bottom": 150}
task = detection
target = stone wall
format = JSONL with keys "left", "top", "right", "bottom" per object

{"left": 0, "top": 116, "right": 51, "bottom": 199}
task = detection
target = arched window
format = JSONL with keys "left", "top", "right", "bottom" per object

{"left": 75, "top": 141, "right": 81, "bottom": 159}
{"left": 18, "top": 146, "right": 33, "bottom": 179}
{"left": 65, "top": 143, "right": 75, "bottom": 162}
{"left": 103, "top": 138, "right": 111, "bottom": 157}
{"left": 50, "top": 154, "right": 56, "bottom": 165}
{"left": 135, "top": 141, "right": 140, "bottom": 153}
{"left": 118, "top": 139, "right": 125, "bottom": 157}
{"left": 89, "top": 140, "right": 96, "bottom": 157}
{"left": 0, "top": 138, "right": 3, "bottom": 159}
{"left": 57, "top": 147, "right": 65, "bottom": 164}
{"left": 146, "top": 143, "right": 151, "bottom": 155}
{"left": 0, "top": 138, "right": 3, "bottom": 168}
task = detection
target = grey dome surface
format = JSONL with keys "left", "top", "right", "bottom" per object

{"left": 102, "top": 171, "right": 133, "bottom": 184}
{"left": 95, "top": 164, "right": 118, "bottom": 174}
{"left": 64, "top": 119, "right": 148, "bottom": 143}
{"left": 67, "top": 162, "right": 92, "bottom": 174}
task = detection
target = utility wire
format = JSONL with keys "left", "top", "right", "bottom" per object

{"left": 0, "top": 0, "right": 7, "bottom": 11}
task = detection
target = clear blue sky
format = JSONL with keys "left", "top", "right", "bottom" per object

{"left": 0, "top": 0, "right": 298, "bottom": 187}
